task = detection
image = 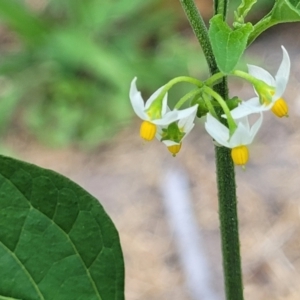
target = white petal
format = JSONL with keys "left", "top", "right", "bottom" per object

{"left": 162, "top": 140, "right": 180, "bottom": 147}
{"left": 179, "top": 117, "right": 194, "bottom": 135}
{"left": 229, "top": 122, "right": 251, "bottom": 147}
{"left": 155, "top": 125, "right": 164, "bottom": 141}
{"left": 205, "top": 113, "right": 230, "bottom": 147}
{"left": 145, "top": 85, "right": 165, "bottom": 110}
{"left": 228, "top": 113, "right": 263, "bottom": 147}
{"left": 177, "top": 105, "right": 198, "bottom": 130}
{"left": 129, "top": 77, "right": 149, "bottom": 120}
{"left": 176, "top": 105, "right": 198, "bottom": 120}
{"left": 161, "top": 93, "right": 168, "bottom": 115}
{"left": 237, "top": 116, "right": 250, "bottom": 132}
{"left": 181, "top": 124, "right": 195, "bottom": 142}
{"left": 247, "top": 64, "right": 275, "bottom": 87}
{"left": 228, "top": 104, "right": 256, "bottom": 119}
{"left": 249, "top": 113, "right": 263, "bottom": 143}
{"left": 274, "top": 46, "right": 290, "bottom": 99}
{"left": 152, "top": 110, "right": 179, "bottom": 125}
{"left": 226, "top": 97, "right": 270, "bottom": 119}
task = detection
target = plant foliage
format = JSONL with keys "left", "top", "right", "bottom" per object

{"left": 0, "top": 155, "right": 124, "bottom": 300}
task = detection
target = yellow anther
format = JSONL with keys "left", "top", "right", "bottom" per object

{"left": 271, "top": 98, "right": 288, "bottom": 117}
{"left": 231, "top": 145, "right": 249, "bottom": 166}
{"left": 140, "top": 121, "right": 156, "bottom": 141}
{"left": 167, "top": 143, "right": 182, "bottom": 157}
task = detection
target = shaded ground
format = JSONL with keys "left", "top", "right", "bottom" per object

{"left": 3, "top": 24, "right": 300, "bottom": 300}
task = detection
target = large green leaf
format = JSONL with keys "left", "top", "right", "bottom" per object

{"left": 208, "top": 14, "right": 253, "bottom": 74}
{"left": 0, "top": 155, "right": 124, "bottom": 300}
{"left": 248, "top": 0, "right": 300, "bottom": 45}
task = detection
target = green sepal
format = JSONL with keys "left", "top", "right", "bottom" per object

{"left": 145, "top": 96, "right": 164, "bottom": 120}
{"left": 160, "top": 122, "right": 185, "bottom": 143}
{"left": 191, "top": 94, "right": 209, "bottom": 118}
{"left": 208, "top": 14, "right": 253, "bottom": 74}
{"left": 227, "top": 96, "right": 241, "bottom": 110}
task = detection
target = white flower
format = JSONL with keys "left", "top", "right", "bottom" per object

{"left": 130, "top": 77, "right": 178, "bottom": 125}
{"left": 229, "top": 46, "right": 290, "bottom": 118}
{"left": 205, "top": 113, "right": 263, "bottom": 165}
{"left": 156, "top": 105, "right": 198, "bottom": 156}
{"left": 130, "top": 77, "right": 198, "bottom": 141}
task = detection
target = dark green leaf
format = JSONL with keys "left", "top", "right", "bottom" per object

{"left": 209, "top": 14, "right": 253, "bottom": 74}
{"left": 0, "top": 155, "right": 124, "bottom": 300}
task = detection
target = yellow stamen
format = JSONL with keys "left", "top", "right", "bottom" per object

{"left": 231, "top": 145, "right": 249, "bottom": 166}
{"left": 167, "top": 143, "right": 182, "bottom": 157}
{"left": 140, "top": 121, "right": 156, "bottom": 141}
{"left": 271, "top": 98, "right": 288, "bottom": 117}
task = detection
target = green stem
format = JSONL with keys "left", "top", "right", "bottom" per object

{"left": 232, "top": 69, "right": 259, "bottom": 85}
{"left": 175, "top": 88, "right": 202, "bottom": 109}
{"left": 179, "top": 0, "right": 228, "bottom": 102}
{"left": 179, "top": 1, "right": 244, "bottom": 300}
{"left": 215, "top": 0, "right": 228, "bottom": 19}
{"left": 203, "top": 86, "right": 237, "bottom": 135}
{"left": 205, "top": 72, "right": 226, "bottom": 87}
{"left": 247, "top": 14, "right": 276, "bottom": 47}
{"left": 202, "top": 92, "right": 218, "bottom": 118}
{"left": 162, "top": 76, "right": 203, "bottom": 97}
{"left": 154, "top": 76, "right": 203, "bottom": 106}
{"left": 166, "top": 76, "right": 203, "bottom": 88}
{"left": 179, "top": 0, "right": 218, "bottom": 75}
{"left": 215, "top": 146, "right": 243, "bottom": 300}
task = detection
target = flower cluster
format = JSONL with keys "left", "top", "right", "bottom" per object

{"left": 130, "top": 77, "right": 198, "bottom": 156}
{"left": 129, "top": 46, "right": 290, "bottom": 166}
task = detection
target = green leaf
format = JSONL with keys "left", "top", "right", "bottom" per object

{"left": 208, "top": 15, "right": 253, "bottom": 74}
{"left": 271, "top": 0, "right": 300, "bottom": 22}
{"left": 0, "top": 155, "right": 124, "bottom": 300}
{"left": 235, "top": 0, "right": 257, "bottom": 22}
{"left": 247, "top": 0, "right": 300, "bottom": 45}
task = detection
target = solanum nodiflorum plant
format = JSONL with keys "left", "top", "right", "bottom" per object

{"left": 129, "top": 45, "right": 291, "bottom": 167}
{"left": 128, "top": 1, "right": 300, "bottom": 300}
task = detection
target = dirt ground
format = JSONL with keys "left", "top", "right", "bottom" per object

{"left": 3, "top": 24, "right": 300, "bottom": 300}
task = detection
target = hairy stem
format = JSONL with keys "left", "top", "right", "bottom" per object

{"left": 179, "top": 1, "right": 244, "bottom": 300}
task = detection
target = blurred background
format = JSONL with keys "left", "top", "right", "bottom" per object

{"left": 1, "top": 0, "right": 300, "bottom": 299}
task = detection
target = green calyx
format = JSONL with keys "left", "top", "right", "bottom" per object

{"left": 254, "top": 80, "right": 275, "bottom": 105}
{"left": 145, "top": 96, "right": 164, "bottom": 120}
{"left": 192, "top": 97, "right": 209, "bottom": 118}
{"left": 231, "top": 69, "right": 275, "bottom": 104}
{"left": 227, "top": 96, "right": 241, "bottom": 110}
{"left": 160, "top": 122, "right": 185, "bottom": 144}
